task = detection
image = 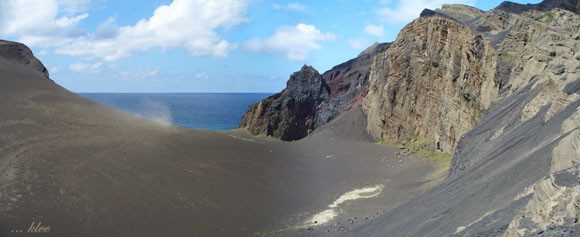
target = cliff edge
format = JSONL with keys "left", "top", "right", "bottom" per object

{"left": 239, "top": 43, "right": 389, "bottom": 140}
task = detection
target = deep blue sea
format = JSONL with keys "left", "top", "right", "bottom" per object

{"left": 79, "top": 93, "right": 272, "bottom": 131}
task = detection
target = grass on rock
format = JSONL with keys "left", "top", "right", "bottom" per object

{"left": 375, "top": 136, "right": 453, "bottom": 189}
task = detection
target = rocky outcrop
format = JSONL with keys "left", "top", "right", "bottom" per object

{"left": 505, "top": 166, "right": 580, "bottom": 236}
{"left": 241, "top": 0, "right": 578, "bottom": 157}
{"left": 238, "top": 65, "right": 329, "bottom": 140}
{"left": 240, "top": 0, "right": 579, "bottom": 157}
{"left": 240, "top": 4, "right": 579, "bottom": 235}
{"left": 349, "top": 0, "right": 580, "bottom": 235}
{"left": 363, "top": 14, "right": 498, "bottom": 153}
{"left": 435, "top": 4, "right": 484, "bottom": 23}
{"left": 239, "top": 43, "right": 389, "bottom": 140}
{"left": 362, "top": 0, "right": 579, "bottom": 153}
{"left": 0, "top": 40, "right": 49, "bottom": 78}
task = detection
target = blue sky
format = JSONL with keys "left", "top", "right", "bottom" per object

{"left": 0, "top": 0, "right": 541, "bottom": 92}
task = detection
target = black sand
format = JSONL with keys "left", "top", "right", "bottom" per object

{"left": 0, "top": 45, "right": 441, "bottom": 236}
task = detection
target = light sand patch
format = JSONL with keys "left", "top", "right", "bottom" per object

{"left": 308, "top": 209, "right": 338, "bottom": 226}
{"left": 307, "top": 185, "right": 384, "bottom": 226}
{"left": 228, "top": 134, "right": 263, "bottom": 144}
{"left": 490, "top": 126, "right": 504, "bottom": 141}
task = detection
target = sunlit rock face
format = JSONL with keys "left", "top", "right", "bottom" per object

{"left": 346, "top": 0, "right": 580, "bottom": 235}
{"left": 363, "top": 14, "right": 498, "bottom": 153}
{"left": 239, "top": 43, "right": 389, "bottom": 140}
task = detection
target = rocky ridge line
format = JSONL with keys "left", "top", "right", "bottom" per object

{"left": 0, "top": 40, "right": 49, "bottom": 79}
{"left": 239, "top": 43, "right": 389, "bottom": 140}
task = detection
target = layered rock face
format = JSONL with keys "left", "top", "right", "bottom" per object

{"left": 350, "top": 0, "right": 580, "bottom": 235}
{"left": 363, "top": 0, "right": 579, "bottom": 153}
{"left": 446, "top": 0, "right": 580, "bottom": 177}
{"left": 241, "top": 0, "right": 579, "bottom": 159}
{"left": 363, "top": 14, "right": 498, "bottom": 153}
{"left": 239, "top": 43, "right": 389, "bottom": 140}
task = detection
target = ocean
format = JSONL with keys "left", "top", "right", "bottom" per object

{"left": 79, "top": 93, "right": 272, "bottom": 131}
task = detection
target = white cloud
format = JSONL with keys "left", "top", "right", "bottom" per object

{"left": 142, "top": 70, "right": 158, "bottom": 77}
{"left": 348, "top": 38, "right": 370, "bottom": 49}
{"left": 245, "top": 23, "right": 335, "bottom": 60}
{"left": 195, "top": 72, "right": 210, "bottom": 79}
{"left": 273, "top": 3, "right": 309, "bottom": 12}
{"left": 38, "top": 49, "right": 51, "bottom": 56}
{"left": 50, "top": 67, "right": 62, "bottom": 73}
{"left": 55, "top": 13, "right": 88, "bottom": 27}
{"left": 363, "top": 24, "right": 385, "bottom": 37}
{"left": 377, "top": 0, "right": 473, "bottom": 24}
{"left": 69, "top": 62, "right": 102, "bottom": 72}
{"left": 55, "top": 0, "right": 250, "bottom": 61}
{"left": 57, "top": 0, "right": 91, "bottom": 15}
{"left": 118, "top": 69, "right": 159, "bottom": 78}
{"left": 0, "top": 0, "right": 89, "bottom": 47}
{"left": 1, "top": 0, "right": 250, "bottom": 61}
{"left": 95, "top": 17, "right": 119, "bottom": 39}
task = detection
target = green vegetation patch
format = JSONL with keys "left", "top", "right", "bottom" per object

{"left": 428, "top": 152, "right": 453, "bottom": 169}
{"left": 405, "top": 136, "right": 434, "bottom": 156}
{"left": 375, "top": 136, "right": 454, "bottom": 190}
{"left": 545, "top": 12, "right": 554, "bottom": 23}
{"left": 374, "top": 139, "right": 400, "bottom": 147}
{"left": 375, "top": 136, "right": 453, "bottom": 165}
{"left": 535, "top": 12, "right": 554, "bottom": 23}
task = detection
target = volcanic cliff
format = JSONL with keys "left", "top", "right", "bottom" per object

{"left": 239, "top": 43, "right": 389, "bottom": 140}
{"left": 351, "top": 0, "right": 580, "bottom": 235}
{"left": 242, "top": 0, "right": 580, "bottom": 235}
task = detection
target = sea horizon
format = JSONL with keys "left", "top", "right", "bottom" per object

{"left": 79, "top": 92, "right": 273, "bottom": 131}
